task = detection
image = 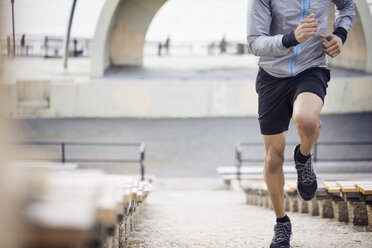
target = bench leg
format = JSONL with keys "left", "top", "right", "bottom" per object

{"left": 289, "top": 197, "right": 298, "bottom": 213}
{"left": 347, "top": 202, "right": 368, "bottom": 226}
{"left": 265, "top": 195, "right": 270, "bottom": 208}
{"left": 246, "top": 193, "right": 250, "bottom": 205}
{"left": 332, "top": 201, "right": 348, "bottom": 223}
{"left": 299, "top": 199, "right": 309, "bottom": 214}
{"left": 309, "top": 198, "right": 319, "bottom": 216}
{"left": 285, "top": 196, "right": 290, "bottom": 212}
{"left": 318, "top": 199, "right": 334, "bottom": 218}
{"left": 367, "top": 205, "right": 372, "bottom": 231}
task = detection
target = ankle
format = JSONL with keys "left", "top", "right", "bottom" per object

{"left": 276, "top": 215, "right": 290, "bottom": 223}
{"left": 296, "top": 145, "right": 310, "bottom": 163}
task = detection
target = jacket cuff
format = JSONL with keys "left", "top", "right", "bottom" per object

{"left": 282, "top": 31, "right": 299, "bottom": 48}
{"left": 333, "top": 27, "right": 348, "bottom": 44}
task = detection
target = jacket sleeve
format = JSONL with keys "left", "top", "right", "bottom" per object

{"left": 247, "top": 0, "right": 290, "bottom": 57}
{"left": 332, "top": 0, "right": 356, "bottom": 31}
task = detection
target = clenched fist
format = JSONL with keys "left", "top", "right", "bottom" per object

{"left": 294, "top": 13, "right": 318, "bottom": 43}
{"left": 320, "top": 33, "right": 343, "bottom": 58}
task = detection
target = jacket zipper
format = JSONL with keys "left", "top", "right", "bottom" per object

{"left": 290, "top": 0, "right": 308, "bottom": 77}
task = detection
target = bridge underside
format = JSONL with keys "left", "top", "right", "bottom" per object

{"left": 91, "top": 0, "right": 372, "bottom": 77}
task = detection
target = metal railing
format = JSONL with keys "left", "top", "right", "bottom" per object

{"left": 13, "top": 141, "right": 146, "bottom": 181}
{"left": 234, "top": 141, "right": 372, "bottom": 181}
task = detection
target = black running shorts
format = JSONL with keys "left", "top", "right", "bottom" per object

{"left": 255, "top": 67, "right": 330, "bottom": 135}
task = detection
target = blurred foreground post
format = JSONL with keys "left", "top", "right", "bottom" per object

{"left": 63, "top": 0, "right": 77, "bottom": 69}
{"left": 11, "top": 0, "right": 15, "bottom": 56}
{"left": 7, "top": 36, "right": 11, "bottom": 56}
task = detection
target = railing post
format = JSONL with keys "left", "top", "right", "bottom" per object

{"left": 139, "top": 143, "right": 146, "bottom": 181}
{"left": 61, "top": 143, "right": 65, "bottom": 163}
{"left": 235, "top": 143, "right": 242, "bottom": 183}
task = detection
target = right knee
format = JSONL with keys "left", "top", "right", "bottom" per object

{"left": 265, "top": 151, "right": 284, "bottom": 173}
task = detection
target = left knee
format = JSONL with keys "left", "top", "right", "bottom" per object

{"left": 293, "top": 112, "right": 320, "bottom": 136}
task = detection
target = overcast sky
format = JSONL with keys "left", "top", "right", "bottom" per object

{"left": 0, "top": 0, "right": 248, "bottom": 42}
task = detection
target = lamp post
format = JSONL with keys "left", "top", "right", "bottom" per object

{"left": 11, "top": 0, "right": 15, "bottom": 56}
{"left": 63, "top": 0, "right": 77, "bottom": 69}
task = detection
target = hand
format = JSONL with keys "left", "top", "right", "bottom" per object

{"left": 294, "top": 13, "right": 318, "bottom": 43}
{"left": 320, "top": 33, "right": 343, "bottom": 58}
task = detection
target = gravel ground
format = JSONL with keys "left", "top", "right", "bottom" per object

{"left": 128, "top": 179, "right": 372, "bottom": 248}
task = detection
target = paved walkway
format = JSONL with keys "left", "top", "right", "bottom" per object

{"left": 128, "top": 179, "right": 372, "bottom": 248}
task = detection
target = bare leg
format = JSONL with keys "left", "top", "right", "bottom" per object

{"left": 293, "top": 92, "right": 324, "bottom": 156}
{"left": 263, "top": 131, "right": 287, "bottom": 218}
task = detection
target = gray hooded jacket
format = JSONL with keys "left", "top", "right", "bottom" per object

{"left": 247, "top": 0, "right": 355, "bottom": 78}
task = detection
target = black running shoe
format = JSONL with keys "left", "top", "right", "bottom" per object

{"left": 293, "top": 144, "right": 318, "bottom": 201}
{"left": 270, "top": 222, "right": 292, "bottom": 248}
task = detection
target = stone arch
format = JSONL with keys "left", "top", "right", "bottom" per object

{"left": 90, "top": 0, "right": 166, "bottom": 77}
{"left": 328, "top": 0, "right": 372, "bottom": 73}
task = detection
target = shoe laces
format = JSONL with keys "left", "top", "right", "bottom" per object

{"left": 298, "top": 159, "right": 315, "bottom": 184}
{"left": 272, "top": 222, "right": 291, "bottom": 244}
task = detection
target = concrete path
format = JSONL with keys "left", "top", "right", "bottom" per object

{"left": 129, "top": 179, "right": 372, "bottom": 248}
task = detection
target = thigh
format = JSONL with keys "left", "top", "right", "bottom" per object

{"left": 293, "top": 92, "right": 323, "bottom": 119}
{"left": 292, "top": 67, "right": 329, "bottom": 118}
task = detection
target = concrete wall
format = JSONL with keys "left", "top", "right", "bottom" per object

{"left": 5, "top": 76, "right": 372, "bottom": 118}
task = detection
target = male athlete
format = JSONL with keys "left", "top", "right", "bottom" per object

{"left": 247, "top": 0, "right": 355, "bottom": 247}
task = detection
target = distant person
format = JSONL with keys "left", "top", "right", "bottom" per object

{"left": 247, "top": 0, "right": 355, "bottom": 247}
{"left": 43, "top": 36, "right": 49, "bottom": 58}
{"left": 158, "top": 42, "right": 162, "bottom": 56}
{"left": 219, "top": 36, "right": 227, "bottom": 54}
{"left": 73, "top": 39, "right": 78, "bottom": 57}
{"left": 20, "top": 34, "right": 25, "bottom": 55}
{"left": 164, "top": 36, "right": 171, "bottom": 55}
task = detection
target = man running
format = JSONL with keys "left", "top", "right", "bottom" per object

{"left": 247, "top": 0, "right": 355, "bottom": 247}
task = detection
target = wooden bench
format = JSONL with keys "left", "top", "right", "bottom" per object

{"left": 16, "top": 164, "right": 152, "bottom": 248}
{"left": 243, "top": 178, "right": 372, "bottom": 231}
{"left": 336, "top": 181, "right": 368, "bottom": 227}
{"left": 218, "top": 163, "right": 372, "bottom": 188}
